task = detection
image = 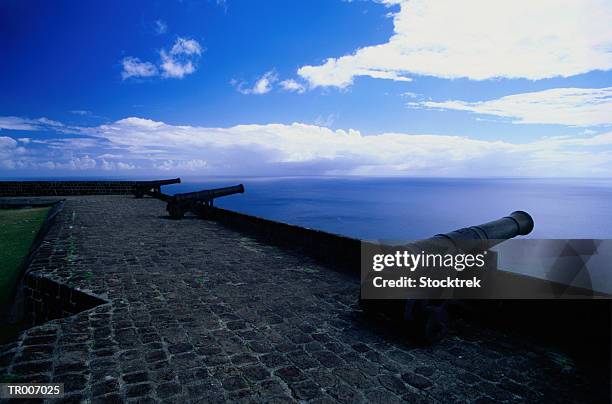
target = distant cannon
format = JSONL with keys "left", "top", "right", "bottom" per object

{"left": 166, "top": 184, "right": 245, "bottom": 219}
{"left": 360, "top": 211, "right": 534, "bottom": 344}
{"left": 133, "top": 178, "right": 181, "bottom": 198}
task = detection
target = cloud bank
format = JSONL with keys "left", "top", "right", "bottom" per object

{"left": 298, "top": 0, "right": 612, "bottom": 88}
{"left": 416, "top": 87, "right": 612, "bottom": 127}
{"left": 1, "top": 116, "right": 612, "bottom": 177}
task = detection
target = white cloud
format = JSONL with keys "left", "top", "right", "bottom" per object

{"left": 0, "top": 116, "right": 64, "bottom": 131}
{"left": 170, "top": 38, "right": 202, "bottom": 56}
{"left": 417, "top": 87, "right": 612, "bottom": 127}
{"left": 232, "top": 71, "right": 278, "bottom": 95}
{"left": 298, "top": 0, "right": 612, "bottom": 88}
{"left": 400, "top": 92, "right": 418, "bottom": 99}
{"left": 234, "top": 73, "right": 308, "bottom": 95}
{"left": 121, "top": 57, "right": 158, "bottom": 80}
{"left": 101, "top": 159, "right": 136, "bottom": 170}
{"left": 36, "top": 117, "right": 63, "bottom": 127}
{"left": 279, "top": 79, "right": 306, "bottom": 94}
{"left": 160, "top": 50, "right": 196, "bottom": 78}
{"left": 155, "top": 159, "right": 208, "bottom": 171}
{"left": 121, "top": 37, "right": 202, "bottom": 80}
{"left": 68, "top": 155, "right": 97, "bottom": 170}
{"left": 1, "top": 136, "right": 26, "bottom": 169}
{"left": 159, "top": 38, "right": 202, "bottom": 78}
{"left": 0, "top": 117, "right": 39, "bottom": 131}
{"left": 117, "top": 161, "right": 136, "bottom": 170}
{"left": 86, "top": 117, "right": 612, "bottom": 177}
{"left": 3, "top": 115, "right": 612, "bottom": 177}
{"left": 0, "top": 136, "right": 18, "bottom": 153}
{"left": 154, "top": 20, "right": 168, "bottom": 35}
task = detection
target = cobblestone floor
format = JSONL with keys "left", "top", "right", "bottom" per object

{"left": 0, "top": 196, "right": 608, "bottom": 403}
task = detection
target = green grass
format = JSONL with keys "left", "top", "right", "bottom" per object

{"left": 0, "top": 207, "right": 50, "bottom": 304}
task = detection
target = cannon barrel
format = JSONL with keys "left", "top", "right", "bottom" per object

{"left": 172, "top": 184, "right": 244, "bottom": 203}
{"left": 138, "top": 177, "right": 181, "bottom": 186}
{"left": 167, "top": 184, "right": 245, "bottom": 219}
{"left": 430, "top": 210, "right": 534, "bottom": 250}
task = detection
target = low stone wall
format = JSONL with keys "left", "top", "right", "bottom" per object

{"left": 0, "top": 181, "right": 138, "bottom": 196}
{"left": 209, "top": 207, "right": 362, "bottom": 275}
{"left": 23, "top": 274, "right": 106, "bottom": 326}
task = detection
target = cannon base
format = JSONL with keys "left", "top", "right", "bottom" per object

{"left": 166, "top": 201, "right": 215, "bottom": 220}
{"left": 360, "top": 299, "right": 450, "bottom": 344}
{"left": 192, "top": 203, "right": 215, "bottom": 219}
{"left": 167, "top": 204, "right": 186, "bottom": 220}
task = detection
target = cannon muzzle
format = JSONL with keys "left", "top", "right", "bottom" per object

{"left": 210, "top": 183, "right": 245, "bottom": 199}
{"left": 149, "top": 177, "right": 181, "bottom": 186}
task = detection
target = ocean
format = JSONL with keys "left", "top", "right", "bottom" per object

{"left": 163, "top": 177, "right": 612, "bottom": 241}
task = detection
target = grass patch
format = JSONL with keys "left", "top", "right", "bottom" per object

{"left": 0, "top": 207, "right": 50, "bottom": 304}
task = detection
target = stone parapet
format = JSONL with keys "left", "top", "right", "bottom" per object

{"left": 0, "top": 181, "right": 138, "bottom": 196}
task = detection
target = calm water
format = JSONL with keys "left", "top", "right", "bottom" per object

{"left": 163, "top": 177, "right": 612, "bottom": 240}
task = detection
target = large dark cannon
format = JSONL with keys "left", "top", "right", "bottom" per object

{"left": 360, "top": 211, "right": 534, "bottom": 344}
{"left": 133, "top": 178, "right": 181, "bottom": 198}
{"left": 166, "top": 184, "right": 245, "bottom": 219}
{"left": 431, "top": 210, "right": 533, "bottom": 247}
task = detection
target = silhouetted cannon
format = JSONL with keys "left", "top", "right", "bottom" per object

{"left": 166, "top": 184, "right": 245, "bottom": 219}
{"left": 360, "top": 211, "right": 534, "bottom": 344}
{"left": 133, "top": 178, "right": 181, "bottom": 198}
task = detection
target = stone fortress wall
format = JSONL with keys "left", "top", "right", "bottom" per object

{"left": 0, "top": 181, "right": 139, "bottom": 197}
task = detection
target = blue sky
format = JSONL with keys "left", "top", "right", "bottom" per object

{"left": 1, "top": 0, "right": 611, "bottom": 178}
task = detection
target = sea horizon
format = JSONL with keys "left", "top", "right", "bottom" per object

{"left": 3, "top": 177, "right": 611, "bottom": 240}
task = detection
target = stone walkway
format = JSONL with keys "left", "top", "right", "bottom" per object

{"left": 0, "top": 196, "right": 607, "bottom": 403}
